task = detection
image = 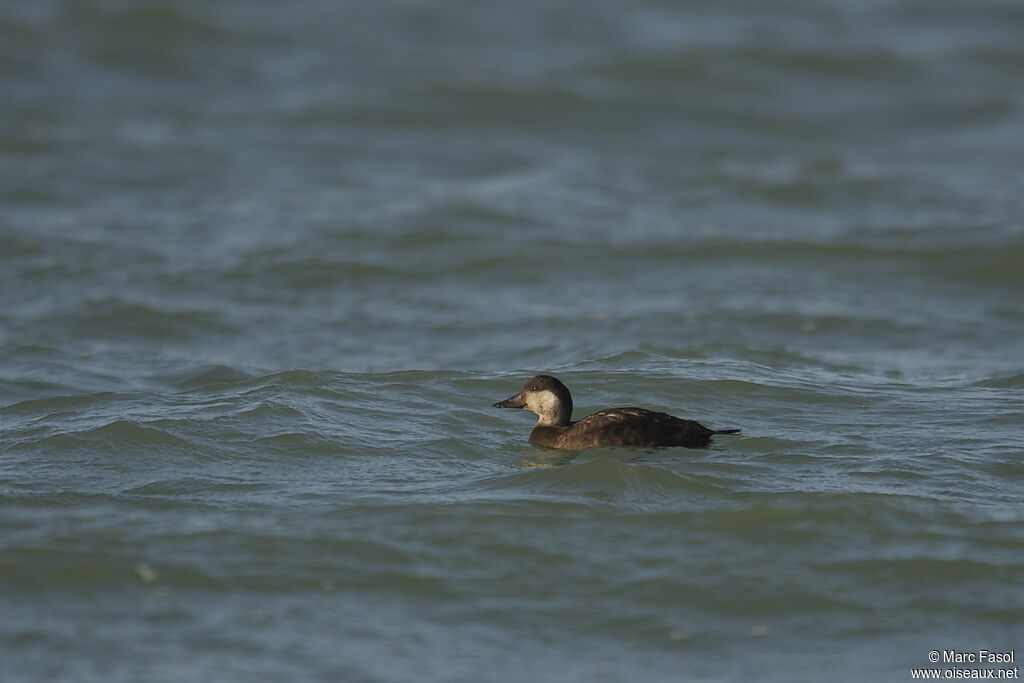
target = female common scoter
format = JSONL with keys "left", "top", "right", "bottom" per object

{"left": 493, "top": 375, "right": 739, "bottom": 450}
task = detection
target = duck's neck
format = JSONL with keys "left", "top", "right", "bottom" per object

{"left": 535, "top": 410, "right": 571, "bottom": 427}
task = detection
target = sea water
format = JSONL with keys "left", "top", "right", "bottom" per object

{"left": 2, "top": 1, "right": 1023, "bottom": 681}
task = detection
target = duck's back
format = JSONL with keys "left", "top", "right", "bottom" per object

{"left": 531, "top": 407, "right": 718, "bottom": 449}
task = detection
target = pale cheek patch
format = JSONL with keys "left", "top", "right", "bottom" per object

{"left": 534, "top": 390, "right": 560, "bottom": 415}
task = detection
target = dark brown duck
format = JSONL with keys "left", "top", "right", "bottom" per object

{"left": 493, "top": 375, "right": 740, "bottom": 450}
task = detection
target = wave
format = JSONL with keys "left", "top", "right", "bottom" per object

{"left": 974, "top": 372, "right": 1024, "bottom": 389}
{"left": 62, "top": 299, "right": 237, "bottom": 342}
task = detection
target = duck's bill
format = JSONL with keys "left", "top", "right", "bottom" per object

{"left": 493, "top": 393, "right": 526, "bottom": 409}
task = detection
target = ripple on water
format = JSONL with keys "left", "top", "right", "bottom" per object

{"left": 467, "top": 456, "right": 737, "bottom": 510}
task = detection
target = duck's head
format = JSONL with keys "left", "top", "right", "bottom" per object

{"left": 493, "top": 375, "right": 573, "bottom": 427}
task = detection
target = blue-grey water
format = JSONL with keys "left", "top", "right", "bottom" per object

{"left": 2, "top": 1, "right": 1023, "bottom": 681}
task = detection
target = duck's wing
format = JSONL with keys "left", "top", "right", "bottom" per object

{"left": 562, "top": 408, "right": 716, "bottom": 449}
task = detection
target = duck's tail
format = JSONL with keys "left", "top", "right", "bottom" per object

{"left": 713, "top": 429, "right": 741, "bottom": 435}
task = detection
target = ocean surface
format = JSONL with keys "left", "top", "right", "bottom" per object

{"left": 2, "top": 1, "right": 1023, "bottom": 681}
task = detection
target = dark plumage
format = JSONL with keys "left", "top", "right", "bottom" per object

{"left": 493, "top": 375, "right": 739, "bottom": 450}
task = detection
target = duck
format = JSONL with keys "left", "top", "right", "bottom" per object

{"left": 493, "top": 375, "right": 739, "bottom": 450}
